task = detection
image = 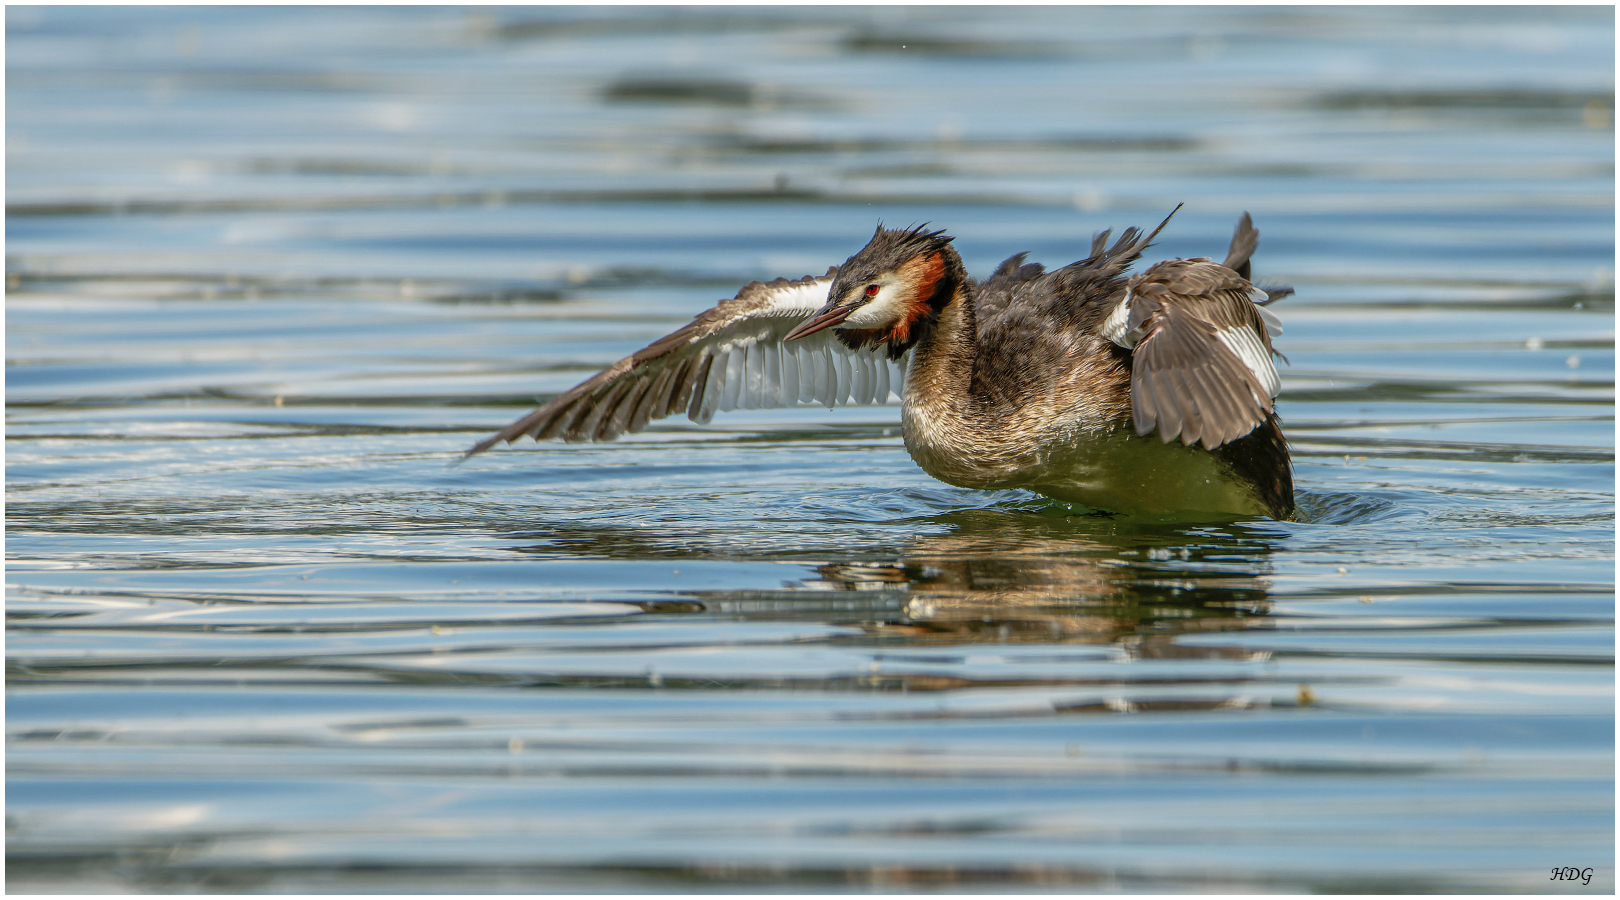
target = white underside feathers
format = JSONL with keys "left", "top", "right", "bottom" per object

{"left": 1255, "top": 302, "right": 1283, "bottom": 338}
{"left": 1100, "top": 287, "right": 1136, "bottom": 348}
{"left": 755, "top": 278, "right": 835, "bottom": 316}
{"left": 1216, "top": 325, "right": 1281, "bottom": 400}
{"left": 690, "top": 328, "right": 909, "bottom": 425}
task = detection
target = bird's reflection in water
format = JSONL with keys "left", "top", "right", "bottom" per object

{"left": 797, "top": 507, "right": 1278, "bottom": 657}
{"left": 506, "top": 502, "right": 1280, "bottom": 658}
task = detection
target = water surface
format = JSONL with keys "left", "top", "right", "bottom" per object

{"left": 6, "top": 6, "right": 1614, "bottom": 893}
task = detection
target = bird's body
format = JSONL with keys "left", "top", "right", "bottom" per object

{"left": 466, "top": 209, "right": 1295, "bottom": 520}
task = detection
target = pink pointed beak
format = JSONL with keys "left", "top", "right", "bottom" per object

{"left": 783, "top": 305, "right": 853, "bottom": 341}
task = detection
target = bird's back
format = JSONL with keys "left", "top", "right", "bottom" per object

{"left": 968, "top": 228, "right": 1150, "bottom": 426}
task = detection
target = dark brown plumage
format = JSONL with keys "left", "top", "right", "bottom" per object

{"left": 465, "top": 209, "right": 1295, "bottom": 519}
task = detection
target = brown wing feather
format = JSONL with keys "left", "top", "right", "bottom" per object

{"left": 1127, "top": 261, "right": 1276, "bottom": 450}
{"left": 462, "top": 268, "right": 851, "bottom": 460}
{"left": 1222, "top": 212, "right": 1258, "bottom": 281}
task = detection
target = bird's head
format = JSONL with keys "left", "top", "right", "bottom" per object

{"left": 784, "top": 224, "right": 964, "bottom": 358}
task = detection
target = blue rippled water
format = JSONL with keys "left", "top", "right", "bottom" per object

{"left": 6, "top": 5, "right": 1614, "bottom": 893}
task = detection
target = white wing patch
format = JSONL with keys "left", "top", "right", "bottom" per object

{"left": 673, "top": 273, "right": 909, "bottom": 425}
{"left": 1100, "top": 286, "right": 1135, "bottom": 348}
{"left": 691, "top": 329, "right": 908, "bottom": 424}
{"left": 755, "top": 278, "right": 834, "bottom": 317}
{"left": 1255, "top": 301, "right": 1283, "bottom": 339}
{"left": 1216, "top": 325, "right": 1281, "bottom": 400}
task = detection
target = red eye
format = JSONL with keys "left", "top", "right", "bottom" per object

{"left": 864, "top": 284, "right": 880, "bottom": 297}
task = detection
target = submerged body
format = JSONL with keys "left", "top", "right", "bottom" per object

{"left": 467, "top": 209, "right": 1295, "bottom": 519}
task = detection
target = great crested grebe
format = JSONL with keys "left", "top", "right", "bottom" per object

{"left": 465, "top": 208, "right": 1295, "bottom": 519}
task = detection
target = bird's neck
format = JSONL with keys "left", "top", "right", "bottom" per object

{"left": 901, "top": 278, "right": 983, "bottom": 466}
{"left": 909, "top": 279, "right": 977, "bottom": 389}
{"left": 897, "top": 245, "right": 975, "bottom": 358}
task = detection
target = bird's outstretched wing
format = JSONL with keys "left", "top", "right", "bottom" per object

{"left": 1101, "top": 257, "right": 1283, "bottom": 450}
{"left": 463, "top": 268, "right": 909, "bottom": 458}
